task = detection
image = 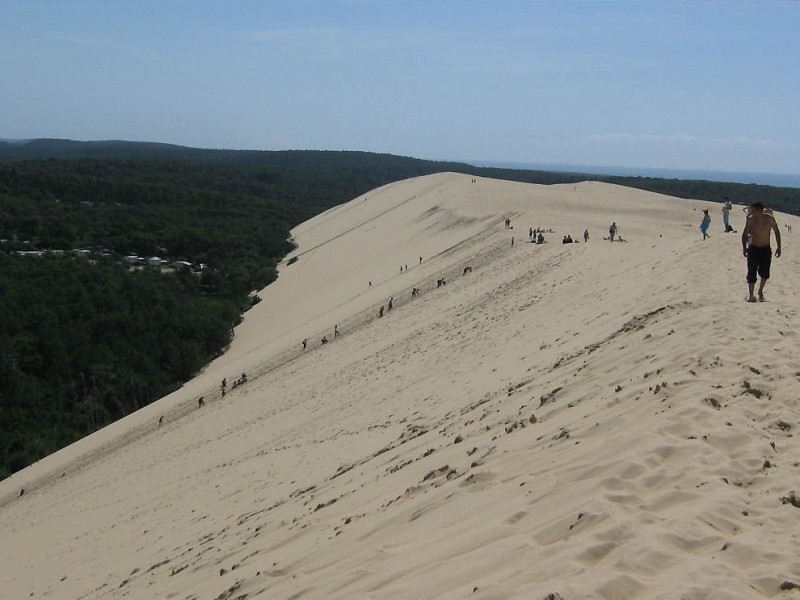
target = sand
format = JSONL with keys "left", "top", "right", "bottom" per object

{"left": 1, "top": 173, "right": 799, "bottom": 599}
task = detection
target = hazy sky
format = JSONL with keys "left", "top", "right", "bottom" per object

{"left": 2, "top": 0, "right": 798, "bottom": 174}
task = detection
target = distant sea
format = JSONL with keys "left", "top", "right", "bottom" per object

{"left": 471, "top": 161, "right": 800, "bottom": 189}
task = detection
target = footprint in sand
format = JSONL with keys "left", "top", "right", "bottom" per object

{"left": 503, "top": 510, "right": 528, "bottom": 525}
{"left": 460, "top": 470, "right": 496, "bottom": 492}
{"left": 575, "top": 541, "right": 618, "bottom": 565}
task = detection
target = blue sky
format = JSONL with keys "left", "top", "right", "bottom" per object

{"left": 2, "top": 0, "right": 798, "bottom": 174}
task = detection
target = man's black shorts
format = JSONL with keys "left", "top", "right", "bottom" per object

{"left": 747, "top": 245, "right": 771, "bottom": 283}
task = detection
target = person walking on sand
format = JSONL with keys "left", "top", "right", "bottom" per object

{"left": 742, "top": 202, "right": 781, "bottom": 302}
{"left": 302, "top": 338, "right": 307, "bottom": 350}
{"left": 609, "top": 222, "right": 617, "bottom": 242}
{"left": 583, "top": 229, "right": 589, "bottom": 242}
{"left": 379, "top": 305, "right": 385, "bottom": 318}
{"left": 388, "top": 297, "right": 394, "bottom": 312}
{"left": 334, "top": 325, "right": 340, "bottom": 338}
{"left": 700, "top": 209, "right": 711, "bottom": 240}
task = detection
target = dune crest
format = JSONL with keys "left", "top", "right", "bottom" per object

{"left": 2, "top": 173, "right": 799, "bottom": 599}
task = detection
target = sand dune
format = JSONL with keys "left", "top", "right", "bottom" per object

{"left": 2, "top": 173, "right": 799, "bottom": 599}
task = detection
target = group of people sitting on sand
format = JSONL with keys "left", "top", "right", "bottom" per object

{"left": 528, "top": 227, "right": 595, "bottom": 245}
{"left": 525, "top": 221, "right": 629, "bottom": 245}
{"left": 560, "top": 229, "right": 593, "bottom": 244}
{"left": 528, "top": 227, "right": 553, "bottom": 243}
{"left": 529, "top": 227, "right": 596, "bottom": 245}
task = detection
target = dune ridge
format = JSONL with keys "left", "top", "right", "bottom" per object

{"left": 1, "top": 173, "right": 799, "bottom": 599}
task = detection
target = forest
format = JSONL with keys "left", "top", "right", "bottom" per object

{"left": 1, "top": 139, "right": 798, "bottom": 479}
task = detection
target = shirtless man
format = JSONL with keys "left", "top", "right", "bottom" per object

{"left": 742, "top": 202, "right": 781, "bottom": 302}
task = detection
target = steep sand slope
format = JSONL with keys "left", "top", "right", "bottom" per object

{"left": 1, "top": 173, "right": 799, "bottom": 599}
